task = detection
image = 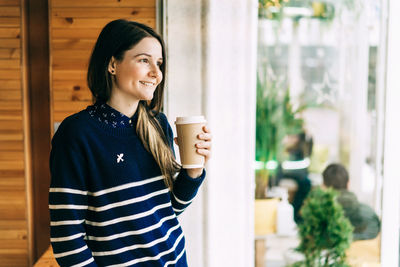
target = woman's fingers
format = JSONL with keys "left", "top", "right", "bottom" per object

{"left": 198, "top": 126, "right": 212, "bottom": 140}
{"left": 198, "top": 133, "right": 212, "bottom": 141}
{"left": 196, "top": 141, "right": 211, "bottom": 149}
{"left": 197, "top": 126, "right": 212, "bottom": 162}
{"left": 196, "top": 148, "right": 211, "bottom": 158}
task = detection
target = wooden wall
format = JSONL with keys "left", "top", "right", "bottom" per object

{"left": 0, "top": 0, "right": 29, "bottom": 266}
{"left": 0, "top": 0, "right": 157, "bottom": 266}
{"left": 49, "top": 0, "right": 156, "bottom": 125}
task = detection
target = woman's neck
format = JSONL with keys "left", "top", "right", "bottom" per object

{"left": 106, "top": 95, "right": 139, "bottom": 118}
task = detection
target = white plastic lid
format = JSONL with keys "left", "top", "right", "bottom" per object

{"left": 175, "top": 116, "right": 206, "bottom": 125}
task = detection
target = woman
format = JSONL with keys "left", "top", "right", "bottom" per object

{"left": 49, "top": 19, "right": 212, "bottom": 266}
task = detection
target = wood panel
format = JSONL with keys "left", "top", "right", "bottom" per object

{"left": 0, "top": 141, "right": 24, "bottom": 151}
{"left": 52, "top": 17, "right": 154, "bottom": 28}
{"left": 0, "top": 89, "right": 22, "bottom": 100}
{"left": 0, "top": 7, "right": 19, "bottom": 17}
{"left": 0, "top": 255, "right": 28, "bottom": 267}
{"left": 52, "top": 7, "right": 155, "bottom": 19}
{"left": 0, "top": 130, "right": 23, "bottom": 141}
{"left": 0, "top": 17, "right": 20, "bottom": 27}
{"left": 0, "top": 120, "right": 23, "bottom": 130}
{"left": 0, "top": 48, "right": 20, "bottom": 58}
{"left": 0, "top": 0, "right": 28, "bottom": 265}
{"left": 0, "top": 38, "right": 20, "bottom": 48}
{"left": 53, "top": 80, "right": 88, "bottom": 91}
{"left": 34, "top": 246, "right": 57, "bottom": 266}
{"left": 0, "top": 177, "right": 25, "bottom": 190}
{"left": 51, "top": 38, "right": 95, "bottom": 49}
{"left": 0, "top": 100, "right": 22, "bottom": 110}
{"left": 52, "top": 0, "right": 155, "bottom": 8}
{"left": 0, "top": 0, "right": 20, "bottom": 6}
{"left": 0, "top": 27, "right": 20, "bottom": 38}
{"left": 0, "top": 59, "right": 20, "bottom": 68}
{"left": 53, "top": 88, "right": 91, "bottom": 101}
{"left": 0, "top": 69, "right": 21, "bottom": 79}
{"left": 26, "top": 0, "right": 51, "bottom": 264}
{"left": 0, "top": 80, "right": 20, "bottom": 89}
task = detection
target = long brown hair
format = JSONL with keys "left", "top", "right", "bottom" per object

{"left": 87, "top": 19, "right": 180, "bottom": 189}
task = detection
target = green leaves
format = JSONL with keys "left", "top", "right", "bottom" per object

{"left": 291, "top": 187, "right": 353, "bottom": 266}
{"left": 256, "top": 62, "right": 304, "bottom": 163}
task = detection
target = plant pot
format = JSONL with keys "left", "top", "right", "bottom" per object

{"left": 255, "top": 169, "right": 269, "bottom": 199}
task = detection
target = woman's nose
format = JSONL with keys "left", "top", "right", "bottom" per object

{"left": 149, "top": 64, "right": 161, "bottom": 79}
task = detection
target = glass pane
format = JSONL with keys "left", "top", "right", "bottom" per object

{"left": 255, "top": 1, "right": 384, "bottom": 266}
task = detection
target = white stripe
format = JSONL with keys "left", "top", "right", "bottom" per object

{"left": 173, "top": 207, "right": 185, "bottom": 213}
{"left": 49, "top": 188, "right": 169, "bottom": 212}
{"left": 89, "top": 176, "right": 164, "bottom": 196}
{"left": 164, "top": 248, "right": 186, "bottom": 267}
{"left": 171, "top": 193, "right": 193, "bottom": 205}
{"left": 92, "top": 223, "right": 181, "bottom": 256}
{"left": 281, "top": 158, "right": 310, "bottom": 170}
{"left": 49, "top": 187, "right": 88, "bottom": 195}
{"left": 51, "top": 232, "right": 85, "bottom": 242}
{"left": 87, "top": 189, "right": 169, "bottom": 212}
{"left": 85, "top": 202, "right": 171, "bottom": 227}
{"left": 49, "top": 175, "right": 164, "bottom": 196}
{"left": 50, "top": 201, "right": 173, "bottom": 228}
{"left": 71, "top": 257, "right": 94, "bottom": 267}
{"left": 86, "top": 214, "right": 176, "bottom": 241}
{"left": 49, "top": 204, "right": 88, "bottom": 210}
{"left": 51, "top": 219, "right": 85, "bottom": 226}
{"left": 106, "top": 233, "right": 185, "bottom": 267}
{"left": 53, "top": 244, "right": 88, "bottom": 258}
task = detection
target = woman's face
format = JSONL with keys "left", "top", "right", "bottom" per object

{"left": 110, "top": 37, "right": 163, "bottom": 102}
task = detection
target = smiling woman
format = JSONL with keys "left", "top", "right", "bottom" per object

{"left": 49, "top": 19, "right": 212, "bottom": 267}
{"left": 106, "top": 37, "right": 164, "bottom": 112}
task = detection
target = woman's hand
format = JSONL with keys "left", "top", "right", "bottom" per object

{"left": 174, "top": 125, "right": 212, "bottom": 178}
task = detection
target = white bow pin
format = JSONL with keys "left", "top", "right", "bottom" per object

{"left": 117, "top": 153, "right": 124, "bottom": 163}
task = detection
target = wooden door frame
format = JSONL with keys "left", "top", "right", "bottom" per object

{"left": 22, "top": 0, "right": 51, "bottom": 263}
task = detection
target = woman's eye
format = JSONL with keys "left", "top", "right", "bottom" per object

{"left": 157, "top": 62, "right": 163, "bottom": 67}
{"left": 140, "top": 58, "right": 149, "bottom": 63}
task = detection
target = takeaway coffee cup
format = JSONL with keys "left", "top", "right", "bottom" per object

{"left": 175, "top": 116, "right": 207, "bottom": 168}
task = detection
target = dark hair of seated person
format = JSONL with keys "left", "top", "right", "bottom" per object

{"left": 322, "top": 163, "right": 349, "bottom": 190}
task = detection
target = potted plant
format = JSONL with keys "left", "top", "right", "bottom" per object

{"left": 290, "top": 187, "right": 353, "bottom": 266}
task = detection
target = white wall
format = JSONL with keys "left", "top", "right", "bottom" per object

{"left": 163, "top": 1, "right": 205, "bottom": 266}
{"left": 164, "top": 0, "right": 258, "bottom": 266}
{"left": 380, "top": 0, "right": 400, "bottom": 265}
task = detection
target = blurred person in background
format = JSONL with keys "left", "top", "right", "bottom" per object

{"left": 277, "top": 132, "right": 313, "bottom": 223}
{"left": 322, "top": 163, "right": 380, "bottom": 240}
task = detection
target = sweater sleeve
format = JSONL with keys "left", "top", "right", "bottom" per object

{"left": 171, "top": 169, "right": 206, "bottom": 216}
{"left": 49, "top": 122, "right": 98, "bottom": 267}
{"left": 157, "top": 112, "right": 206, "bottom": 216}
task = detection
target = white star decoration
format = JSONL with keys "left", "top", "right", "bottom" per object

{"left": 312, "top": 71, "right": 337, "bottom": 106}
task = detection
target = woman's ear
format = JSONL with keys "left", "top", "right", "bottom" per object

{"left": 108, "top": 56, "right": 116, "bottom": 75}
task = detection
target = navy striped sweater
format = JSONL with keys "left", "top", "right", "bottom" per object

{"left": 49, "top": 107, "right": 205, "bottom": 267}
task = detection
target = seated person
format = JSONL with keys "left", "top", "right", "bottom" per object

{"left": 322, "top": 163, "right": 380, "bottom": 240}
{"left": 276, "top": 132, "right": 312, "bottom": 223}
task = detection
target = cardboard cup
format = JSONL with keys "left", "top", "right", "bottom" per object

{"left": 175, "top": 116, "right": 207, "bottom": 168}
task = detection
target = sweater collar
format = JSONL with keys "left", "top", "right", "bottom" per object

{"left": 87, "top": 101, "right": 138, "bottom": 129}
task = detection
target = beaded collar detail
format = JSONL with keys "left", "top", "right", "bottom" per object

{"left": 86, "top": 102, "right": 136, "bottom": 129}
